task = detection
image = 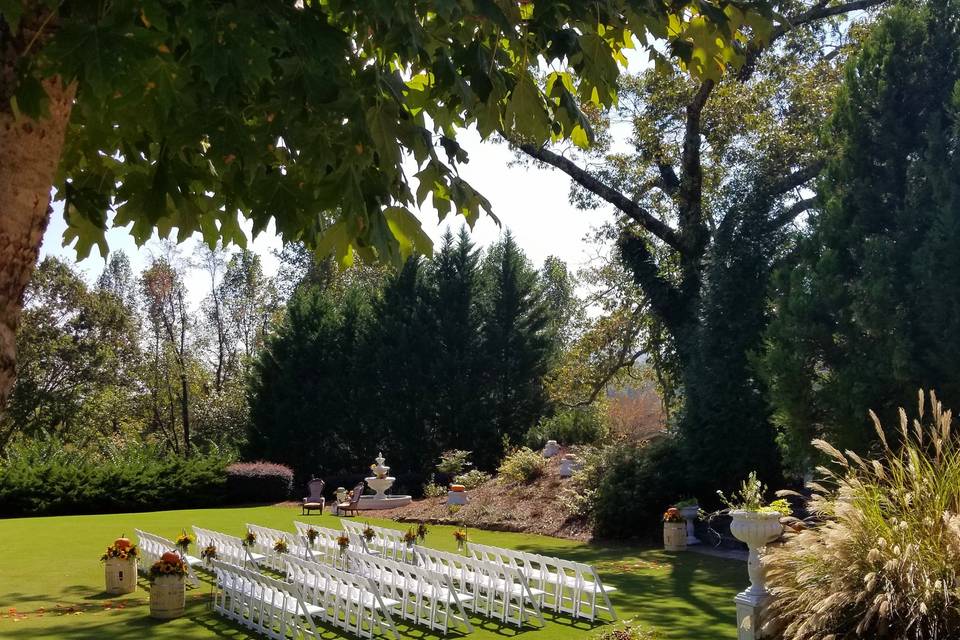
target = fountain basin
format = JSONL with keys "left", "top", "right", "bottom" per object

{"left": 356, "top": 494, "right": 412, "bottom": 510}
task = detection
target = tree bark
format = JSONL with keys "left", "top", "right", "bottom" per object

{"left": 0, "top": 76, "right": 75, "bottom": 414}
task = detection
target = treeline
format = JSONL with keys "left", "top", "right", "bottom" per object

{"left": 248, "top": 229, "right": 573, "bottom": 489}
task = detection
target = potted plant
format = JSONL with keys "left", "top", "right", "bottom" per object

{"left": 200, "top": 543, "right": 217, "bottom": 566}
{"left": 101, "top": 535, "right": 138, "bottom": 595}
{"left": 674, "top": 498, "right": 701, "bottom": 545}
{"left": 362, "top": 525, "right": 376, "bottom": 544}
{"left": 718, "top": 471, "right": 790, "bottom": 601}
{"left": 306, "top": 527, "right": 319, "bottom": 546}
{"left": 148, "top": 552, "right": 187, "bottom": 619}
{"left": 453, "top": 528, "right": 468, "bottom": 552}
{"left": 416, "top": 522, "right": 429, "bottom": 544}
{"left": 242, "top": 531, "right": 257, "bottom": 548}
{"left": 336, "top": 534, "right": 350, "bottom": 554}
{"left": 403, "top": 528, "right": 417, "bottom": 547}
{"left": 273, "top": 538, "right": 289, "bottom": 554}
{"left": 662, "top": 507, "right": 686, "bottom": 551}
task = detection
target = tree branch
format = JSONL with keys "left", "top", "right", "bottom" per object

{"left": 767, "top": 159, "right": 826, "bottom": 197}
{"left": 519, "top": 143, "right": 684, "bottom": 251}
{"left": 772, "top": 196, "right": 819, "bottom": 228}
{"left": 738, "top": 0, "right": 890, "bottom": 82}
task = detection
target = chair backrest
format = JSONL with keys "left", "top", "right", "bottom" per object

{"left": 348, "top": 482, "right": 365, "bottom": 506}
{"left": 210, "top": 559, "right": 319, "bottom": 640}
{"left": 341, "top": 521, "right": 408, "bottom": 561}
{"left": 292, "top": 521, "right": 350, "bottom": 569}
{"left": 192, "top": 526, "right": 254, "bottom": 568}
{"left": 305, "top": 478, "right": 325, "bottom": 501}
{"left": 348, "top": 550, "right": 474, "bottom": 634}
{"left": 244, "top": 523, "right": 314, "bottom": 570}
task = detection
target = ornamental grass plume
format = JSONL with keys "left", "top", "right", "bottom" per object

{"left": 763, "top": 390, "right": 960, "bottom": 640}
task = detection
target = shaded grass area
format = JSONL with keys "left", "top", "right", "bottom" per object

{"left": 0, "top": 505, "right": 743, "bottom": 639}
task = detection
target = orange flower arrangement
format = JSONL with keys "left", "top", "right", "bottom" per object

{"left": 336, "top": 534, "right": 350, "bottom": 552}
{"left": 100, "top": 540, "right": 139, "bottom": 562}
{"left": 148, "top": 554, "right": 187, "bottom": 582}
{"left": 663, "top": 507, "right": 684, "bottom": 523}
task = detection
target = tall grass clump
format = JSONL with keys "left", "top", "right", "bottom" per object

{"left": 763, "top": 390, "right": 960, "bottom": 639}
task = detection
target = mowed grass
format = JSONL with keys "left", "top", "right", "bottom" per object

{"left": 0, "top": 505, "right": 743, "bottom": 639}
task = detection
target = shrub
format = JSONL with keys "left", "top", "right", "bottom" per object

{"left": 436, "top": 450, "right": 473, "bottom": 475}
{"left": 590, "top": 438, "right": 688, "bottom": 538}
{"left": 763, "top": 391, "right": 960, "bottom": 639}
{"left": 454, "top": 469, "right": 492, "bottom": 489}
{"left": 0, "top": 439, "right": 231, "bottom": 516}
{"left": 498, "top": 447, "right": 546, "bottom": 484}
{"left": 526, "top": 404, "right": 609, "bottom": 449}
{"left": 422, "top": 475, "right": 447, "bottom": 498}
{"left": 225, "top": 461, "right": 294, "bottom": 504}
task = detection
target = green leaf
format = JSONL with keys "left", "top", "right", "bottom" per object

{"left": 63, "top": 206, "right": 108, "bottom": 260}
{"left": 11, "top": 74, "right": 48, "bottom": 120}
{"left": 0, "top": 0, "right": 24, "bottom": 33}
{"left": 384, "top": 206, "right": 434, "bottom": 260}
{"left": 314, "top": 219, "right": 354, "bottom": 267}
{"left": 504, "top": 73, "right": 551, "bottom": 142}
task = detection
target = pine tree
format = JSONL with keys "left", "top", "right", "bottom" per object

{"left": 479, "top": 231, "right": 553, "bottom": 461}
{"left": 764, "top": 0, "right": 960, "bottom": 471}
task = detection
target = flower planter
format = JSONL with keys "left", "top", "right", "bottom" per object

{"left": 729, "top": 510, "right": 783, "bottom": 601}
{"left": 149, "top": 574, "right": 185, "bottom": 619}
{"left": 663, "top": 521, "right": 687, "bottom": 551}
{"left": 543, "top": 440, "right": 560, "bottom": 458}
{"left": 679, "top": 505, "right": 700, "bottom": 545}
{"left": 104, "top": 557, "right": 137, "bottom": 595}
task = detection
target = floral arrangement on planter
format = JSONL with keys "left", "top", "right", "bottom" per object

{"left": 175, "top": 531, "right": 192, "bottom": 553}
{"left": 273, "top": 538, "right": 289, "bottom": 554}
{"left": 242, "top": 531, "right": 257, "bottom": 548}
{"left": 148, "top": 552, "right": 187, "bottom": 581}
{"left": 662, "top": 507, "right": 684, "bottom": 523}
{"left": 101, "top": 535, "right": 139, "bottom": 561}
{"left": 416, "top": 522, "right": 428, "bottom": 543}
{"left": 336, "top": 534, "right": 350, "bottom": 553}
{"left": 306, "top": 527, "right": 319, "bottom": 545}
{"left": 200, "top": 544, "right": 217, "bottom": 561}
{"left": 453, "top": 529, "right": 468, "bottom": 551}
{"left": 362, "top": 526, "right": 376, "bottom": 542}
{"left": 717, "top": 471, "right": 791, "bottom": 515}
{"left": 403, "top": 528, "right": 417, "bottom": 545}
{"left": 674, "top": 497, "right": 699, "bottom": 509}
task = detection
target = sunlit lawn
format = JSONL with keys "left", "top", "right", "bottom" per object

{"left": 0, "top": 505, "right": 743, "bottom": 639}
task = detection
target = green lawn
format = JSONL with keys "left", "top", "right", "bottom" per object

{"left": 0, "top": 505, "right": 743, "bottom": 639}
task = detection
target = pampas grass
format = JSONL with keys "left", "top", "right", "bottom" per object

{"left": 763, "top": 390, "right": 960, "bottom": 640}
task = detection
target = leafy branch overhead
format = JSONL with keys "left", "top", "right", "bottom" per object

{"left": 6, "top": 0, "right": 773, "bottom": 265}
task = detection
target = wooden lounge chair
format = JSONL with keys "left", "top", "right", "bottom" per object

{"left": 337, "top": 483, "right": 365, "bottom": 516}
{"left": 301, "top": 477, "right": 325, "bottom": 515}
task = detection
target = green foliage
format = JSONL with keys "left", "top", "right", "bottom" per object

{"left": 764, "top": 391, "right": 960, "bottom": 639}
{"left": 224, "top": 461, "right": 293, "bottom": 504}
{"left": 247, "top": 230, "right": 563, "bottom": 486}
{"left": 11, "top": 0, "right": 767, "bottom": 266}
{"left": 592, "top": 622, "right": 660, "bottom": 640}
{"left": 716, "top": 471, "right": 790, "bottom": 514}
{"left": 453, "top": 469, "right": 492, "bottom": 490}
{"left": 497, "top": 447, "right": 546, "bottom": 484}
{"left": 763, "top": 0, "right": 960, "bottom": 472}
{"left": 0, "top": 439, "right": 230, "bottom": 516}
{"left": 526, "top": 404, "right": 609, "bottom": 449}
{"left": 436, "top": 450, "right": 473, "bottom": 475}
{"left": 591, "top": 439, "right": 688, "bottom": 538}
{"left": 422, "top": 476, "right": 447, "bottom": 499}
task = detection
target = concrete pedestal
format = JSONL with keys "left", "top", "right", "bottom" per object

{"left": 447, "top": 491, "right": 468, "bottom": 506}
{"left": 734, "top": 591, "right": 769, "bottom": 640}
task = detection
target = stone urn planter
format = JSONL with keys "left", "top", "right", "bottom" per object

{"left": 729, "top": 510, "right": 784, "bottom": 602}
{"left": 679, "top": 505, "right": 700, "bottom": 545}
{"left": 543, "top": 440, "right": 560, "bottom": 458}
{"left": 149, "top": 574, "right": 185, "bottom": 619}
{"left": 663, "top": 521, "right": 686, "bottom": 551}
{"left": 104, "top": 557, "right": 137, "bottom": 595}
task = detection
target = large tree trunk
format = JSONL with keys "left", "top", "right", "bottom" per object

{"left": 0, "top": 76, "right": 75, "bottom": 413}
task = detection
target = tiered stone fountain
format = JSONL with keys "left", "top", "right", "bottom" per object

{"left": 358, "top": 452, "right": 412, "bottom": 510}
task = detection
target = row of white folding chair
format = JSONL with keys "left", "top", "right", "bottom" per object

{"left": 413, "top": 545, "right": 544, "bottom": 628}
{"left": 348, "top": 550, "right": 474, "bottom": 636}
{"left": 211, "top": 559, "right": 322, "bottom": 640}
{"left": 283, "top": 554, "right": 401, "bottom": 640}
{"left": 467, "top": 542, "right": 617, "bottom": 621}
{"left": 292, "top": 522, "right": 351, "bottom": 570}
{"left": 245, "top": 523, "right": 317, "bottom": 571}
{"left": 192, "top": 526, "right": 264, "bottom": 569}
{"left": 341, "top": 520, "right": 409, "bottom": 561}
{"left": 134, "top": 529, "right": 201, "bottom": 587}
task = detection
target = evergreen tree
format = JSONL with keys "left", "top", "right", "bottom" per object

{"left": 480, "top": 231, "right": 553, "bottom": 461}
{"left": 764, "top": 0, "right": 960, "bottom": 472}
{"left": 427, "top": 229, "right": 492, "bottom": 466}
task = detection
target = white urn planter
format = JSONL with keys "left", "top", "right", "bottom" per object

{"left": 729, "top": 510, "right": 784, "bottom": 640}
{"left": 679, "top": 505, "right": 700, "bottom": 545}
{"left": 542, "top": 440, "right": 560, "bottom": 458}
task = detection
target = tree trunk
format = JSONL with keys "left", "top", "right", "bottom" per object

{"left": 0, "top": 77, "right": 75, "bottom": 413}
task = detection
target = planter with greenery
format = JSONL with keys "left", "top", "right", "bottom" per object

{"left": 662, "top": 507, "right": 686, "bottom": 552}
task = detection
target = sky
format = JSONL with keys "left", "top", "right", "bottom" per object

{"left": 40, "top": 128, "right": 614, "bottom": 306}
